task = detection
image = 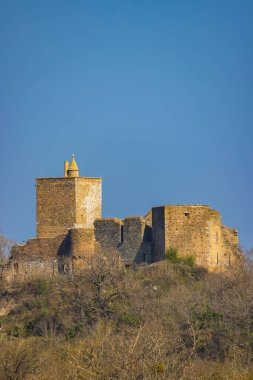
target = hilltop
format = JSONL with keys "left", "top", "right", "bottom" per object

{"left": 0, "top": 257, "right": 253, "bottom": 380}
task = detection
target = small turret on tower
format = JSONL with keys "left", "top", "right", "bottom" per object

{"left": 67, "top": 154, "right": 79, "bottom": 178}
{"left": 64, "top": 160, "right": 69, "bottom": 177}
{"left": 36, "top": 154, "right": 101, "bottom": 238}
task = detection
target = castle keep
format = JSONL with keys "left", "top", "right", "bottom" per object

{"left": 9, "top": 155, "right": 241, "bottom": 277}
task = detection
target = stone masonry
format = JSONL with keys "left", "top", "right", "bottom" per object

{"left": 5, "top": 155, "right": 242, "bottom": 280}
{"left": 152, "top": 205, "right": 239, "bottom": 270}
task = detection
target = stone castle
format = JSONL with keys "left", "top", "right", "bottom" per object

{"left": 8, "top": 155, "right": 241, "bottom": 278}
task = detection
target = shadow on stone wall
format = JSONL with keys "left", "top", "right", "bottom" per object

{"left": 57, "top": 232, "right": 71, "bottom": 273}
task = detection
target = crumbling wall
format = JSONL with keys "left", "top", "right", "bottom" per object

{"left": 8, "top": 233, "right": 71, "bottom": 279}
{"left": 144, "top": 209, "right": 152, "bottom": 227}
{"left": 94, "top": 218, "right": 123, "bottom": 256}
{"left": 94, "top": 217, "right": 152, "bottom": 265}
{"left": 2, "top": 257, "right": 59, "bottom": 282}
{"left": 221, "top": 225, "right": 241, "bottom": 268}
{"left": 207, "top": 215, "right": 223, "bottom": 270}
{"left": 152, "top": 205, "right": 218, "bottom": 268}
{"left": 11, "top": 234, "right": 69, "bottom": 260}
{"left": 164, "top": 205, "right": 217, "bottom": 268}
{"left": 203, "top": 216, "right": 240, "bottom": 271}
{"left": 122, "top": 217, "right": 152, "bottom": 265}
{"left": 152, "top": 205, "right": 240, "bottom": 271}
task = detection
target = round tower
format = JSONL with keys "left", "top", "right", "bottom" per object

{"left": 67, "top": 154, "right": 79, "bottom": 177}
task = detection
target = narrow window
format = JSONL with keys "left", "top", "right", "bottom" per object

{"left": 216, "top": 252, "right": 219, "bottom": 266}
{"left": 120, "top": 225, "right": 124, "bottom": 243}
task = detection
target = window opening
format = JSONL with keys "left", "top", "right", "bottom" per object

{"left": 120, "top": 225, "right": 124, "bottom": 243}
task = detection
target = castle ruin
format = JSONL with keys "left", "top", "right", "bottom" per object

{"left": 7, "top": 155, "right": 241, "bottom": 278}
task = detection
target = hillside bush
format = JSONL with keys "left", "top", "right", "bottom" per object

{"left": 165, "top": 246, "right": 196, "bottom": 266}
{"left": 0, "top": 255, "right": 253, "bottom": 379}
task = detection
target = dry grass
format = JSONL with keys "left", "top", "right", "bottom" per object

{"left": 0, "top": 256, "right": 253, "bottom": 379}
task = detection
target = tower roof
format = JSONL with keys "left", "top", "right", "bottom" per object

{"left": 68, "top": 154, "right": 79, "bottom": 171}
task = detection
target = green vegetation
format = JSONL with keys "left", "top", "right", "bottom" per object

{"left": 0, "top": 256, "right": 253, "bottom": 379}
{"left": 165, "top": 246, "right": 196, "bottom": 266}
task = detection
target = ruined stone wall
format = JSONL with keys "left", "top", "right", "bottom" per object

{"left": 9, "top": 227, "right": 97, "bottom": 277}
{"left": 163, "top": 205, "right": 219, "bottom": 268}
{"left": 198, "top": 214, "right": 240, "bottom": 271}
{"left": 94, "top": 218, "right": 122, "bottom": 257}
{"left": 152, "top": 205, "right": 240, "bottom": 270}
{"left": 12, "top": 164, "right": 242, "bottom": 276}
{"left": 36, "top": 177, "right": 102, "bottom": 238}
{"left": 207, "top": 215, "right": 223, "bottom": 270}
{"left": 94, "top": 217, "right": 152, "bottom": 265}
{"left": 152, "top": 205, "right": 217, "bottom": 268}
{"left": 8, "top": 234, "right": 71, "bottom": 279}
{"left": 144, "top": 210, "right": 152, "bottom": 227}
{"left": 123, "top": 217, "right": 152, "bottom": 265}
{"left": 9, "top": 257, "right": 59, "bottom": 281}
{"left": 11, "top": 234, "right": 69, "bottom": 260}
{"left": 221, "top": 226, "right": 241, "bottom": 268}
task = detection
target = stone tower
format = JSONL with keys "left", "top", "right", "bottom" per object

{"left": 152, "top": 205, "right": 239, "bottom": 270}
{"left": 36, "top": 155, "right": 102, "bottom": 238}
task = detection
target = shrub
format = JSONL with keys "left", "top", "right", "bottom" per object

{"left": 152, "top": 361, "right": 165, "bottom": 374}
{"left": 165, "top": 247, "right": 196, "bottom": 267}
{"left": 119, "top": 311, "right": 142, "bottom": 327}
{"left": 0, "top": 339, "right": 42, "bottom": 380}
{"left": 165, "top": 247, "right": 179, "bottom": 263}
{"left": 31, "top": 278, "right": 50, "bottom": 295}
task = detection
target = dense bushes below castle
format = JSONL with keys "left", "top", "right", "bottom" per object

{"left": 0, "top": 257, "right": 253, "bottom": 379}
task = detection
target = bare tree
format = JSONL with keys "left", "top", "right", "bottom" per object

{"left": 0, "top": 234, "right": 15, "bottom": 265}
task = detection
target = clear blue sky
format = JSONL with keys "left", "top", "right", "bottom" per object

{"left": 1, "top": 0, "right": 252, "bottom": 249}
